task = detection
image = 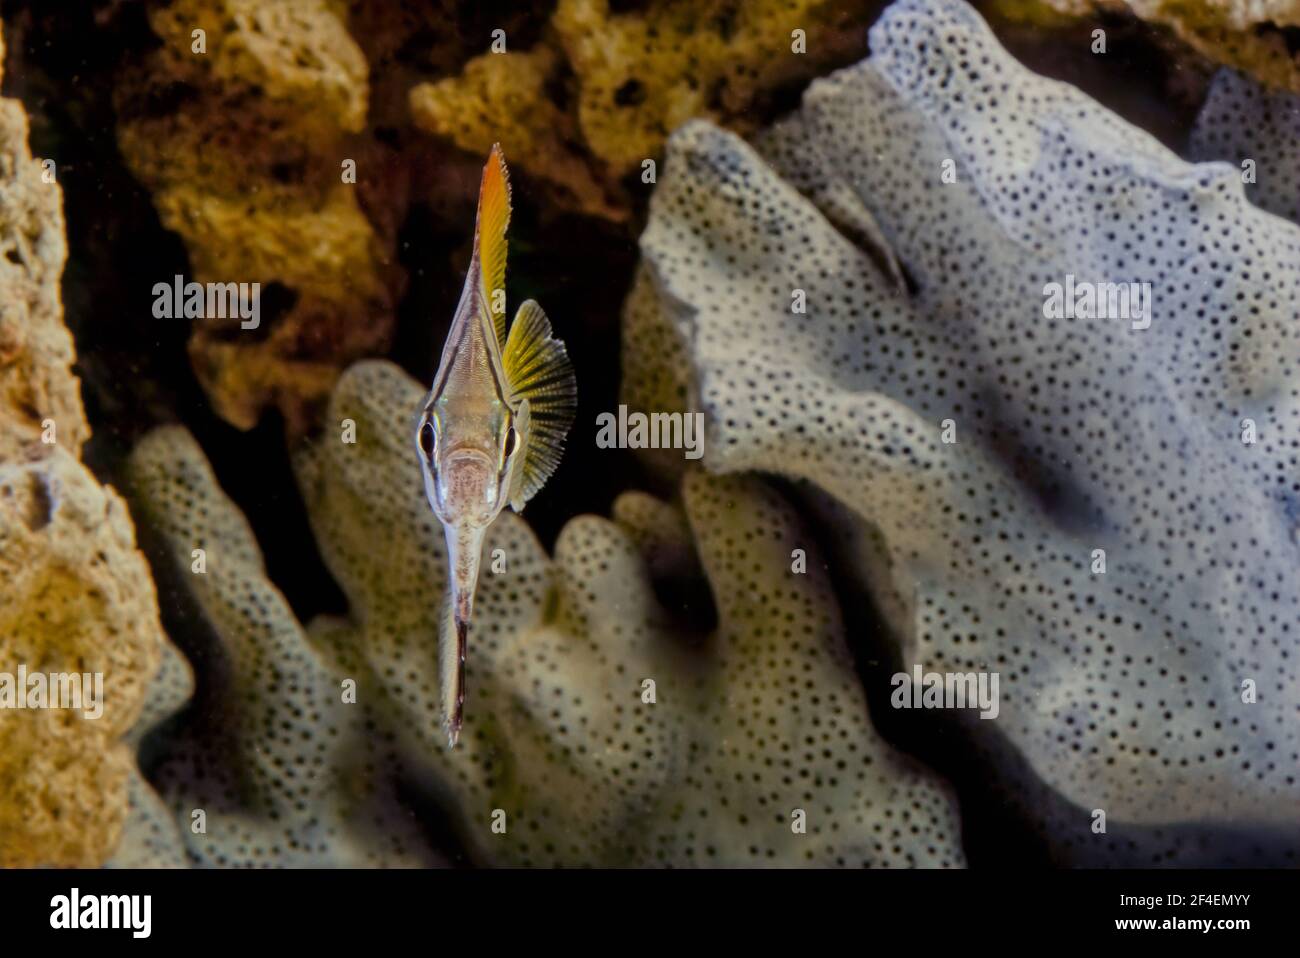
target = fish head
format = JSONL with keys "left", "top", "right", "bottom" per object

{"left": 415, "top": 392, "right": 523, "bottom": 533}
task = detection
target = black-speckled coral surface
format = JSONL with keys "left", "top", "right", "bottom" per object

{"left": 3, "top": 0, "right": 1297, "bottom": 868}
{"left": 626, "top": 0, "right": 1300, "bottom": 865}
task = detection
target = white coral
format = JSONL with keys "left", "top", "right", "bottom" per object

{"left": 625, "top": 0, "right": 1300, "bottom": 860}
{"left": 119, "top": 359, "right": 964, "bottom": 867}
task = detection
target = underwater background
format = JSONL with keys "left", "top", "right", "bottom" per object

{"left": 1, "top": 0, "right": 1298, "bottom": 868}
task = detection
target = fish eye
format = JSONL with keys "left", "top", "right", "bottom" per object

{"left": 503, "top": 426, "right": 518, "bottom": 458}
{"left": 418, "top": 420, "right": 437, "bottom": 458}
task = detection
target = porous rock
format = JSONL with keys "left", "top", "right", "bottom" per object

{"left": 410, "top": 0, "right": 878, "bottom": 220}
{"left": 0, "top": 21, "right": 168, "bottom": 867}
{"left": 115, "top": 0, "right": 398, "bottom": 432}
{"left": 1019, "top": 0, "right": 1300, "bottom": 91}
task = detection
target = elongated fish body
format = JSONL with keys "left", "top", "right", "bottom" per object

{"left": 415, "top": 145, "right": 577, "bottom": 748}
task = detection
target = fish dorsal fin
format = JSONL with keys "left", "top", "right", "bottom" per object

{"left": 503, "top": 299, "right": 576, "bottom": 509}
{"left": 474, "top": 143, "right": 511, "bottom": 347}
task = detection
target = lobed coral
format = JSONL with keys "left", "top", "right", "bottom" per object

{"left": 118, "top": 359, "right": 965, "bottom": 867}
{"left": 105, "top": 639, "right": 194, "bottom": 868}
{"left": 0, "top": 22, "right": 169, "bottom": 867}
{"left": 120, "top": 424, "right": 438, "bottom": 866}
{"left": 624, "top": 0, "right": 1300, "bottom": 862}
{"left": 1189, "top": 66, "right": 1300, "bottom": 224}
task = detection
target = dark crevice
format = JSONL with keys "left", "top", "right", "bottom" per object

{"left": 1255, "top": 21, "right": 1300, "bottom": 58}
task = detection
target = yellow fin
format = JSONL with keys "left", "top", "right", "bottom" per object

{"left": 474, "top": 143, "right": 511, "bottom": 346}
{"left": 503, "top": 299, "right": 576, "bottom": 508}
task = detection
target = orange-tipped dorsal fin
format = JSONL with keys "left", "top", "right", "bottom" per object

{"left": 474, "top": 143, "right": 512, "bottom": 346}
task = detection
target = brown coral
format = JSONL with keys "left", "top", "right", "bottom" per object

{"left": 0, "top": 21, "right": 167, "bottom": 867}
{"left": 553, "top": 0, "right": 874, "bottom": 174}
{"left": 410, "top": 44, "right": 626, "bottom": 221}
{"left": 0, "top": 38, "right": 83, "bottom": 460}
{"left": 992, "top": 0, "right": 1300, "bottom": 90}
{"left": 0, "top": 455, "right": 163, "bottom": 866}
{"left": 409, "top": 0, "right": 877, "bottom": 220}
{"left": 115, "top": 0, "right": 401, "bottom": 432}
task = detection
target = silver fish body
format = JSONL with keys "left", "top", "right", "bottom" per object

{"left": 415, "top": 145, "right": 576, "bottom": 747}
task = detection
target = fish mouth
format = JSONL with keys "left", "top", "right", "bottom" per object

{"left": 442, "top": 447, "right": 494, "bottom": 469}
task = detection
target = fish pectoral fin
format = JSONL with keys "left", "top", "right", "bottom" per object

{"left": 503, "top": 299, "right": 577, "bottom": 507}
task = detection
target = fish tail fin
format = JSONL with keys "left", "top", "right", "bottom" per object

{"left": 440, "top": 523, "right": 485, "bottom": 747}
{"left": 503, "top": 299, "right": 577, "bottom": 508}
{"left": 474, "top": 143, "right": 512, "bottom": 346}
{"left": 439, "top": 590, "right": 466, "bottom": 748}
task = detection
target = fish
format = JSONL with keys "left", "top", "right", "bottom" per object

{"left": 415, "top": 144, "right": 577, "bottom": 748}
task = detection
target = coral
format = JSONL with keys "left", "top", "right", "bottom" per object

{"left": 119, "top": 360, "right": 965, "bottom": 867}
{"left": 105, "top": 640, "right": 194, "bottom": 869}
{"left": 0, "top": 21, "right": 168, "bottom": 867}
{"left": 624, "top": 0, "right": 1300, "bottom": 862}
{"left": 122, "top": 425, "right": 439, "bottom": 866}
{"left": 115, "top": 0, "right": 400, "bottom": 432}
{"left": 1189, "top": 67, "right": 1300, "bottom": 224}
{"left": 409, "top": 0, "right": 877, "bottom": 219}
{"left": 0, "top": 40, "right": 82, "bottom": 460}
{"left": 409, "top": 44, "right": 625, "bottom": 222}
{"left": 149, "top": 0, "right": 368, "bottom": 133}
{"left": 0, "top": 454, "right": 165, "bottom": 866}
{"left": 552, "top": 0, "right": 873, "bottom": 176}
{"left": 1001, "top": 0, "right": 1300, "bottom": 91}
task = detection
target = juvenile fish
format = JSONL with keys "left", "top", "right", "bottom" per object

{"left": 415, "top": 145, "right": 577, "bottom": 748}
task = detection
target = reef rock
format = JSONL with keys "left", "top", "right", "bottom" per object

{"left": 0, "top": 34, "right": 81, "bottom": 459}
{"left": 0, "top": 22, "right": 168, "bottom": 867}
{"left": 625, "top": 0, "right": 1300, "bottom": 862}
{"left": 409, "top": 44, "right": 625, "bottom": 222}
{"left": 115, "top": 0, "right": 400, "bottom": 432}
{"left": 410, "top": 0, "right": 877, "bottom": 220}
{"left": 119, "top": 360, "right": 965, "bottom": 867}
{"left": 1014, "top": 0, "right": 1300, "bottom": 91}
